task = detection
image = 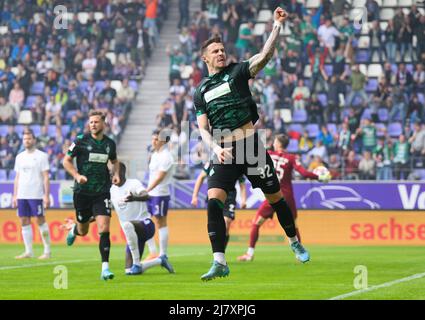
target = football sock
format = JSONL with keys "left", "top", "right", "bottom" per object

{"left": 247, "top": 247, "right": 255, "bottom": 256}
{"left": 288, "top": 236, "right": 299, "bottom": 244}
{"left": 38, "top": 223, "right": 51, "bottom": 254}
{"left": 122, "top": 222, "right": 140, "bottom": 266}
{"left": 213, "top": 252, "right": 226, "bottom": 265}
{"left": 249, "top": 223, "right": 260, "bottom": 248}
{"left": 271, "top": 198, "right": 297, "bottom": 238}
{"left": 99, "top": 232, "right": 111, "bottom": 263}
{"left": 158, "top": 226, "right": 169, "bottom": 256}
{"left": 207, "top": 198, "right": 226, "bottom": 253}
{"left": 146, "top": 237, "right": 157, "bottom": 255}
{"left": 296, "top": 227, "right": 302, "bottom": 244}
{"left": 142, "top": 257, "right": 162, "bottom": 271}
{"left": 72, "top": 224, "right": 80, "bottom": 236}
{"left": 22, "top": 225, "right": 33, "bottom": 255}
{"left": 224, "top": 234, "right": 230, "bottom": 250}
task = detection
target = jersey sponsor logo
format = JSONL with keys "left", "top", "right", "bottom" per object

{"left": 223, "top": 74, "right": 229, "bottom": 82}
{"left": 88, "top": 153, "right": 109, "bottom": 163}
{"left": 204, "top": 82, "right": 231, "bottom": 103}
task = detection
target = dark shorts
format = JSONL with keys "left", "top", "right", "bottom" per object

{"left": 148, "top": 196, "right": 170, "bottom": 217}
{"left": 208, "top": 132, "right": 280, "bottom": 195}
{"left": 73, "top": 192, "right": 111, "bottom": 224}
{"left": 17, "top": 199, "right": 44, "bottom": 217}
{"left": 125, "top": 219, "right": 155, "bottom": 267}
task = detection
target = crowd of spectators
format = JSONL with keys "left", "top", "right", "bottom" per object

{"left": 0, "top": 0, "right": 168, "bottom": 180}
{"left": 155, "top": 0, "right": 425, "bottom": 181}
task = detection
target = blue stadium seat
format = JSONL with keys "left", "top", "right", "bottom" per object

{"left": 292, "top": 109, "right": 307, "bottom": 123}
{"left": 66, "top": 110, "right": 79, "bottom": 120}
{"left": 375, "top": 123, "right": 386, "bottom": 137}
{"left": 95, "top": 81, "right": 105, "bottom": 92}
{"left": 306, "top": 124, "right": 320, "bottom": 138}
{"left": 287, "top": 139, "right": 299, "bottom": 153}
{"left": 327, "top": 123, "right": 338, "bottom": 136}
{"left": 366, "top": 79, "right": 378, "bottom": 92}
{"left": 25, "top": 95, "right": 38, "bottom": 108}
{"left": 388, "top": 122, "right": 402, "bottom": 137}
{"left": 288, "top": 124, "right": 304, "bottom": 134}
{"left": 57, "top": 169, "right": 67, "bottom": 180}
{"left": 15, "top": 125, "right": 25, "bottom": 137}
{"left": 361, "top": 108, "right": 372, "bottom": 120}
{"left": 48, "top": 125, "right": 57, "bottom": 137}
{"left": 30, "top": 81, "right": 44, "bottom": 95}
{"left": 0, "top": 125, "right": 8, "bottom": 136}
{"left": 30, "top": 124, "right": 41, "bottom": 136}
{"left": 378, "top": 108, "right": 389, "bottom": 122}
{"left": 8, "top": 170, "right": 16, "bottom": 180}
{"left": 317, "top": 94, "right": 327, "bottom": 106}
{"left": 355, "top": 50, "right": 369, "bottom": 63}
{"left": 0, "top": 169, "right": 7, "bottom": 181}
{"left": 62, "top": 125, "right": 70, "bottom": 137}
{"left": 129, "top": 80, "right": 138, "bottom": 92}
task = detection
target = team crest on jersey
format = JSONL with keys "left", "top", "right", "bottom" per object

{"left": 106, "top": 145, "right": 110, "bottom": 154}
{"left": 223, "top": 74, "right": 229, "bottom": 82}
{"left": 87, "top": 145, "right": 93, "bottom": 151}
{"left": 209, "top": 168, "right": 215, "bottom": 176}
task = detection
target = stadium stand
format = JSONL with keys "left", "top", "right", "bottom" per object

{"left": 0, "top": 0, "right": 168, "bottom": 180}
{"left": 153, "top": 0, "right": 425, "bottom": 181}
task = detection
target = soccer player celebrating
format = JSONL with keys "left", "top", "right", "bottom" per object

{"left": 194, "top": 7, "right": 310, "bottom": 281}
{"left": 13, "top": 130, "right": 51, "bottom": 260}
{"left": 144, "top": 130, "right": 174, "bottom": 261}
{"left": 191, "top": 161, "right": 247, "bottom": 250}
{"left": 63, "top": 110, "right": 120, "bottom": 280}
{"left": 237, "top": 134, "right": 331, "bottom": 262}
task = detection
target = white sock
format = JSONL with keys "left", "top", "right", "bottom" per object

{"left": 22, "top": 225, "right": 33, "bottom": 255}
{"left": 146, "top": 237, "right": 157, "bottom": 255}
{"left": 102, "top": 262, "right": 109, "bottom": 271}
{"left": 158, "top": 227, "right": 169, "bottom": 256}
{"left": 213, "top": 252, "right": 226, "bottom": 265}
{"left": 38, "top": 223, "right": 51, "bottom": 254}
{"left": 288, "top": 236, "right": 299, "bottom": 244}
{"left": 125, "top": 268, "right": 131, "bottom": 274}
{"left": 122, "top": 222, "right": 140, "bottom": 265}
{"left": 141, "top": 257, "right": 161, "bottom": 271}
{"left": 247, "top": 247, "right": 255, "bottom": 256}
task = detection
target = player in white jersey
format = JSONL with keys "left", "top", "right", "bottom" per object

{"left": 144, "top": 130, "right": 175, "bottom": 261}
{"left": 13, "top": 130, "right": 51, "bottom": 259}
{"left": 62, "top": 163, "right": 175, "bottom": 275}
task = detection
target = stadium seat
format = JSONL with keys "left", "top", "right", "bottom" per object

{"left": 352, "top": 0, "right": 366, "bottom": 6}
{"left": 95, "top": 80, "right": 105, "bottom": 92}
{"left": 17, "top": 110, "right": 33, "bottom": 124}
{"left": 181, "top": 65, "right": 193, "bottom": 79}
{"left": 48, "top": 125, "right": 58, "bottom": 137}
{"left": 388, "top": 122, "right": 402, "bottom": 137}
{"left": 356, "top": 50, "right": 369, "bottom": 63}
{"left": 66, "top": 110, "right": 79, "bottom": 120}
{"left": 327, "top": 123, "right": 338, "bottom": 136}
{"left": 111, "top": 80, "right": 122, "bottom": 92}
{"left": 77, "top": 12, "right": 89, "bottom": 24}
{"left": 306, "top": 124, "right": 320, "bottom": 138}
{"left": 361, "top": 108, "right": 372, "bottom": 120}
{"left": 383, "top": 0, "right": 397, "bottom": 6}
{"left": 280, "top": 108, "right": 292, "bottom": 123}
{"left": 62, "top": 125, "right": 70, "bottom": 137}
{"left": 303, "top": 65, "right": 312, "bottom": 78}
{"left": 375, "top": 123, "right": 386, "bottom": 137}
{"left": 25, "top": 95, "right": 38, "bottom": 108}
{"left": 287, "top": 139, "right": 299, "bottom": 153}
{"left": 129, "top": 80, "right": 138, "bottom": 92}
{"left": 30, "top": 124, "right": 41, "bottom": 136}
{"left": 30, "top": 81, "right": 45, "bottom": 95}
{"left": 418, "top": 93, "right": 424, "bottom": 105}
{"left": 8, "top": 170, "right": 16, "bottom": 180}
{"left": 254, "top": 23, "right": 266, "bottom": 36}
{"left": 318, "top": 94, "right": 327, "bottom": 106}
{"left": 57, "top": 169, "right": 67, "bottom": 180}
{"left": 94, "top": 12, "right": 104, "bottom": 22}
{"left": 14, "top": 125, "right": 25, "bottom": 136}
{"left": 0, "top": 26, "right": 8, "bottom": 35}
{"left": 0, "top": 169, "right": 7, "bottom": 181}
{"left": 106, "top": 52, "right": 116, "bottom": 65}
{"left": 292, "top": 109, "right": 307, "bottom": 123}
{"left": 359, "top": 64, "right": 368, "bottom": 75}
{"left": 257, "top": 10, "right": 272, "bottom": 22}
{"left": 324, "top": 65, "right": 333, "bottom": 76}
{"left": 366, "top": 79, "right": 378, "bottom": 92}
{"left": 380, "top": 8, "right": 395, "bottom": 20}
{"left": 378, "top": 108, "right": 389, "bottom": 122}
{"left": 288, "top": 124, "right": 304, "bottom": 134}
{"left": 367, "top": 64, "right": 383, "bottom": 78}
{"left": 358, "top": 36, "right": 370, "bottom": 49}
{"left": 0, "top": 125, "right": 8, "bottom": 136}
{"left": 306, "top": 0, "right": 320, "bottom": 8}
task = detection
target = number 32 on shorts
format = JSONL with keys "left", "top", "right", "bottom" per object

{"left": 257, "top": 164, "right": 273, "bottom": 179}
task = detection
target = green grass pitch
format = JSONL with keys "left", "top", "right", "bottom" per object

{"left": 1, "top": 244, "right": 424, "bottom": 300}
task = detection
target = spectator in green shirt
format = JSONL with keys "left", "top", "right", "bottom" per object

{"left": 374, "top": 137, "right": 393, "bottom": 180}
{"left": 393, "top": 134, "right": 410, "bottom": 180}
{"left": 355, "top": 118, "right": 377, "bottom": 153}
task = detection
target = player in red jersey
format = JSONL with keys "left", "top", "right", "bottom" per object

{"left": 237, "top": 134, "right": 331, "bottom": 261}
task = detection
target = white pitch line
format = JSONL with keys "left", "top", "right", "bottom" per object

{"left": 0, "top": 259, "right": 98, "bottom": 271}
{"left": 0, "top": 252, "right": 209, "bottom": 271}
{"left": 329, "top": 272, "right": 425, "bottom": 300}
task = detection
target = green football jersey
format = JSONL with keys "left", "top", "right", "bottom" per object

{"left": 67, "top": 133, "right": 117, "bottom": 195}
{"left": 194, "top": 61, "right": 259, "bottom": 131}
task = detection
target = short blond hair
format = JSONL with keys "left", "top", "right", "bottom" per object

{"left": 89, "top": 110, "right": 106, "bottom": 121}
